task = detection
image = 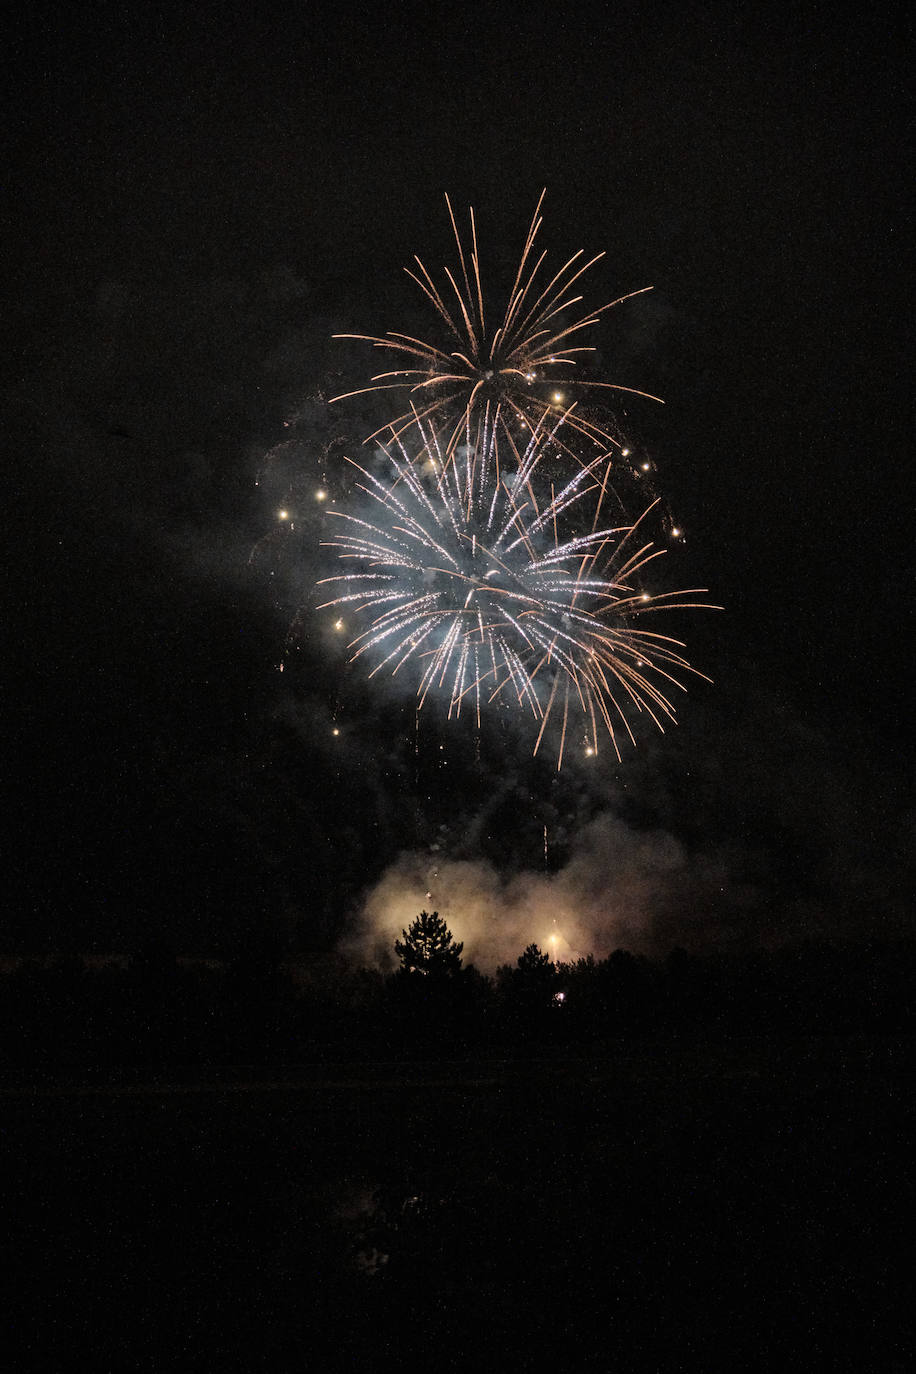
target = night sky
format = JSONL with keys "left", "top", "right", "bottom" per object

{"left": 5, "top": 3, "right": 912, "bottom": 960}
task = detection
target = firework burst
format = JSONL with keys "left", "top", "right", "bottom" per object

{"left": 317, "top": 412, "right": 716, "bottom": 768}
{"left": 332, "top": 190, "right": 663, "bottom": 469}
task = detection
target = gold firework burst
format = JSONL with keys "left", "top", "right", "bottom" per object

{"left": 332, "top": 190, "right": 664, "bottom": 470}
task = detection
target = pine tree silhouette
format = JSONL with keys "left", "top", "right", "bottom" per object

{"left": 395, "top": 911, "right": 463, "bottom": 977}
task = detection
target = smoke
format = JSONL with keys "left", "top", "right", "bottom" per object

{"left": 341, "top": 671, "right": 914, "bottom": 971}
{"left": 343, "top": 808, "right": 765, "bottom": 971}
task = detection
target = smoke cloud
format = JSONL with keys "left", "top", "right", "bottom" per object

{"left": 343, "top": 808, "right": 765, "bottom": 971}
{"left": 342, "top": 676, "right": 913, "bottom": 972}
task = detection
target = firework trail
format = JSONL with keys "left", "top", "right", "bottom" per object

{"left": 332, "top": 189, "right": 664, "bottom": 472}
{"left": 317, "top": 410, "right": 716, "bottom": 768}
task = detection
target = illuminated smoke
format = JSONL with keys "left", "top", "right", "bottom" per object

{"left": 344, "top": 810, "right": 758, "bottom": 971}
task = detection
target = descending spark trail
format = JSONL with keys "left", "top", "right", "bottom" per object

{"left": 316, "top": 412, "right": 717, "bottom": 768}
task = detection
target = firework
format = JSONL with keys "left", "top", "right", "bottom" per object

{"left": 306, "top": 194, "right": 717, "bottom": 764}
{"left": 316, "top": 412, "right": 716, "bottom": 768}
{"left": 331, "top": 190, "right": 663, "bottom": 470}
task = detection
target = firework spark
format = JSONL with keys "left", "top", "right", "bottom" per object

{"left": 317, "top": 412, "right": 716, "bottom": 768}
{"left": 332, "top": 190, "right": 663, "bottom": 469}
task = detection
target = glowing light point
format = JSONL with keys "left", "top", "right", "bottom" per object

{"left": 552, "top": 391, "right": 565, "bottom": 403}
{"left": 315, "top": 489, "right": 327, "bottom": 502}
{"left": 641, "top": 462, "right": 651, "bottom": 472}
{"left": 585, "top": 746, "right": 595, "bottom": 757}
{"left": 277, "top": 509, "right": 289, "bottom": 521}
{"left": 640, "top": 593, "right": 650, "bottom": 602}
{"left": 332, "top": 727, "right": 340, "bottom": 736}
{"left": 334, "top": 618, "right": 344, "bottom": 631}
{"left": 672, "top": 527, "right": 681, "bottom": 538}
{"left": 621, "top": 448, "right": 630, "bottom": 457}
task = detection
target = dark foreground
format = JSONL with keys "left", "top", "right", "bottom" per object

{"left": 4, "top": 1039, "right": 913, "bottom": 1371}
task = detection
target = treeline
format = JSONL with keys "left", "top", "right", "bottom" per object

{"left": 1, "top": 937, "right": 914, "bottom": 1075}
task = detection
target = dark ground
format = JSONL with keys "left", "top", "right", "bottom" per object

{"left": 4, "top": 1039, "right": 913, "bottom": 1371}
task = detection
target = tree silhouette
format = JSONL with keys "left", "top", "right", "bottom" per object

{"left": 395, "top": 911, "right": 463, "bottom": 977}
{"left": 516, "top": 943, "right": 553, "bottom": 975}
{"left": 495, "top": 943, "right": 561, "bottom": 1040}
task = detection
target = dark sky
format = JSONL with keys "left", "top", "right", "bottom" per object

{"left": 4, "top": 3, "right": 912, "bottom": 959}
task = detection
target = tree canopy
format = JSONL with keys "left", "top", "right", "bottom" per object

{"left": 394, "top": 911, "right": 463, "bottom": 977}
